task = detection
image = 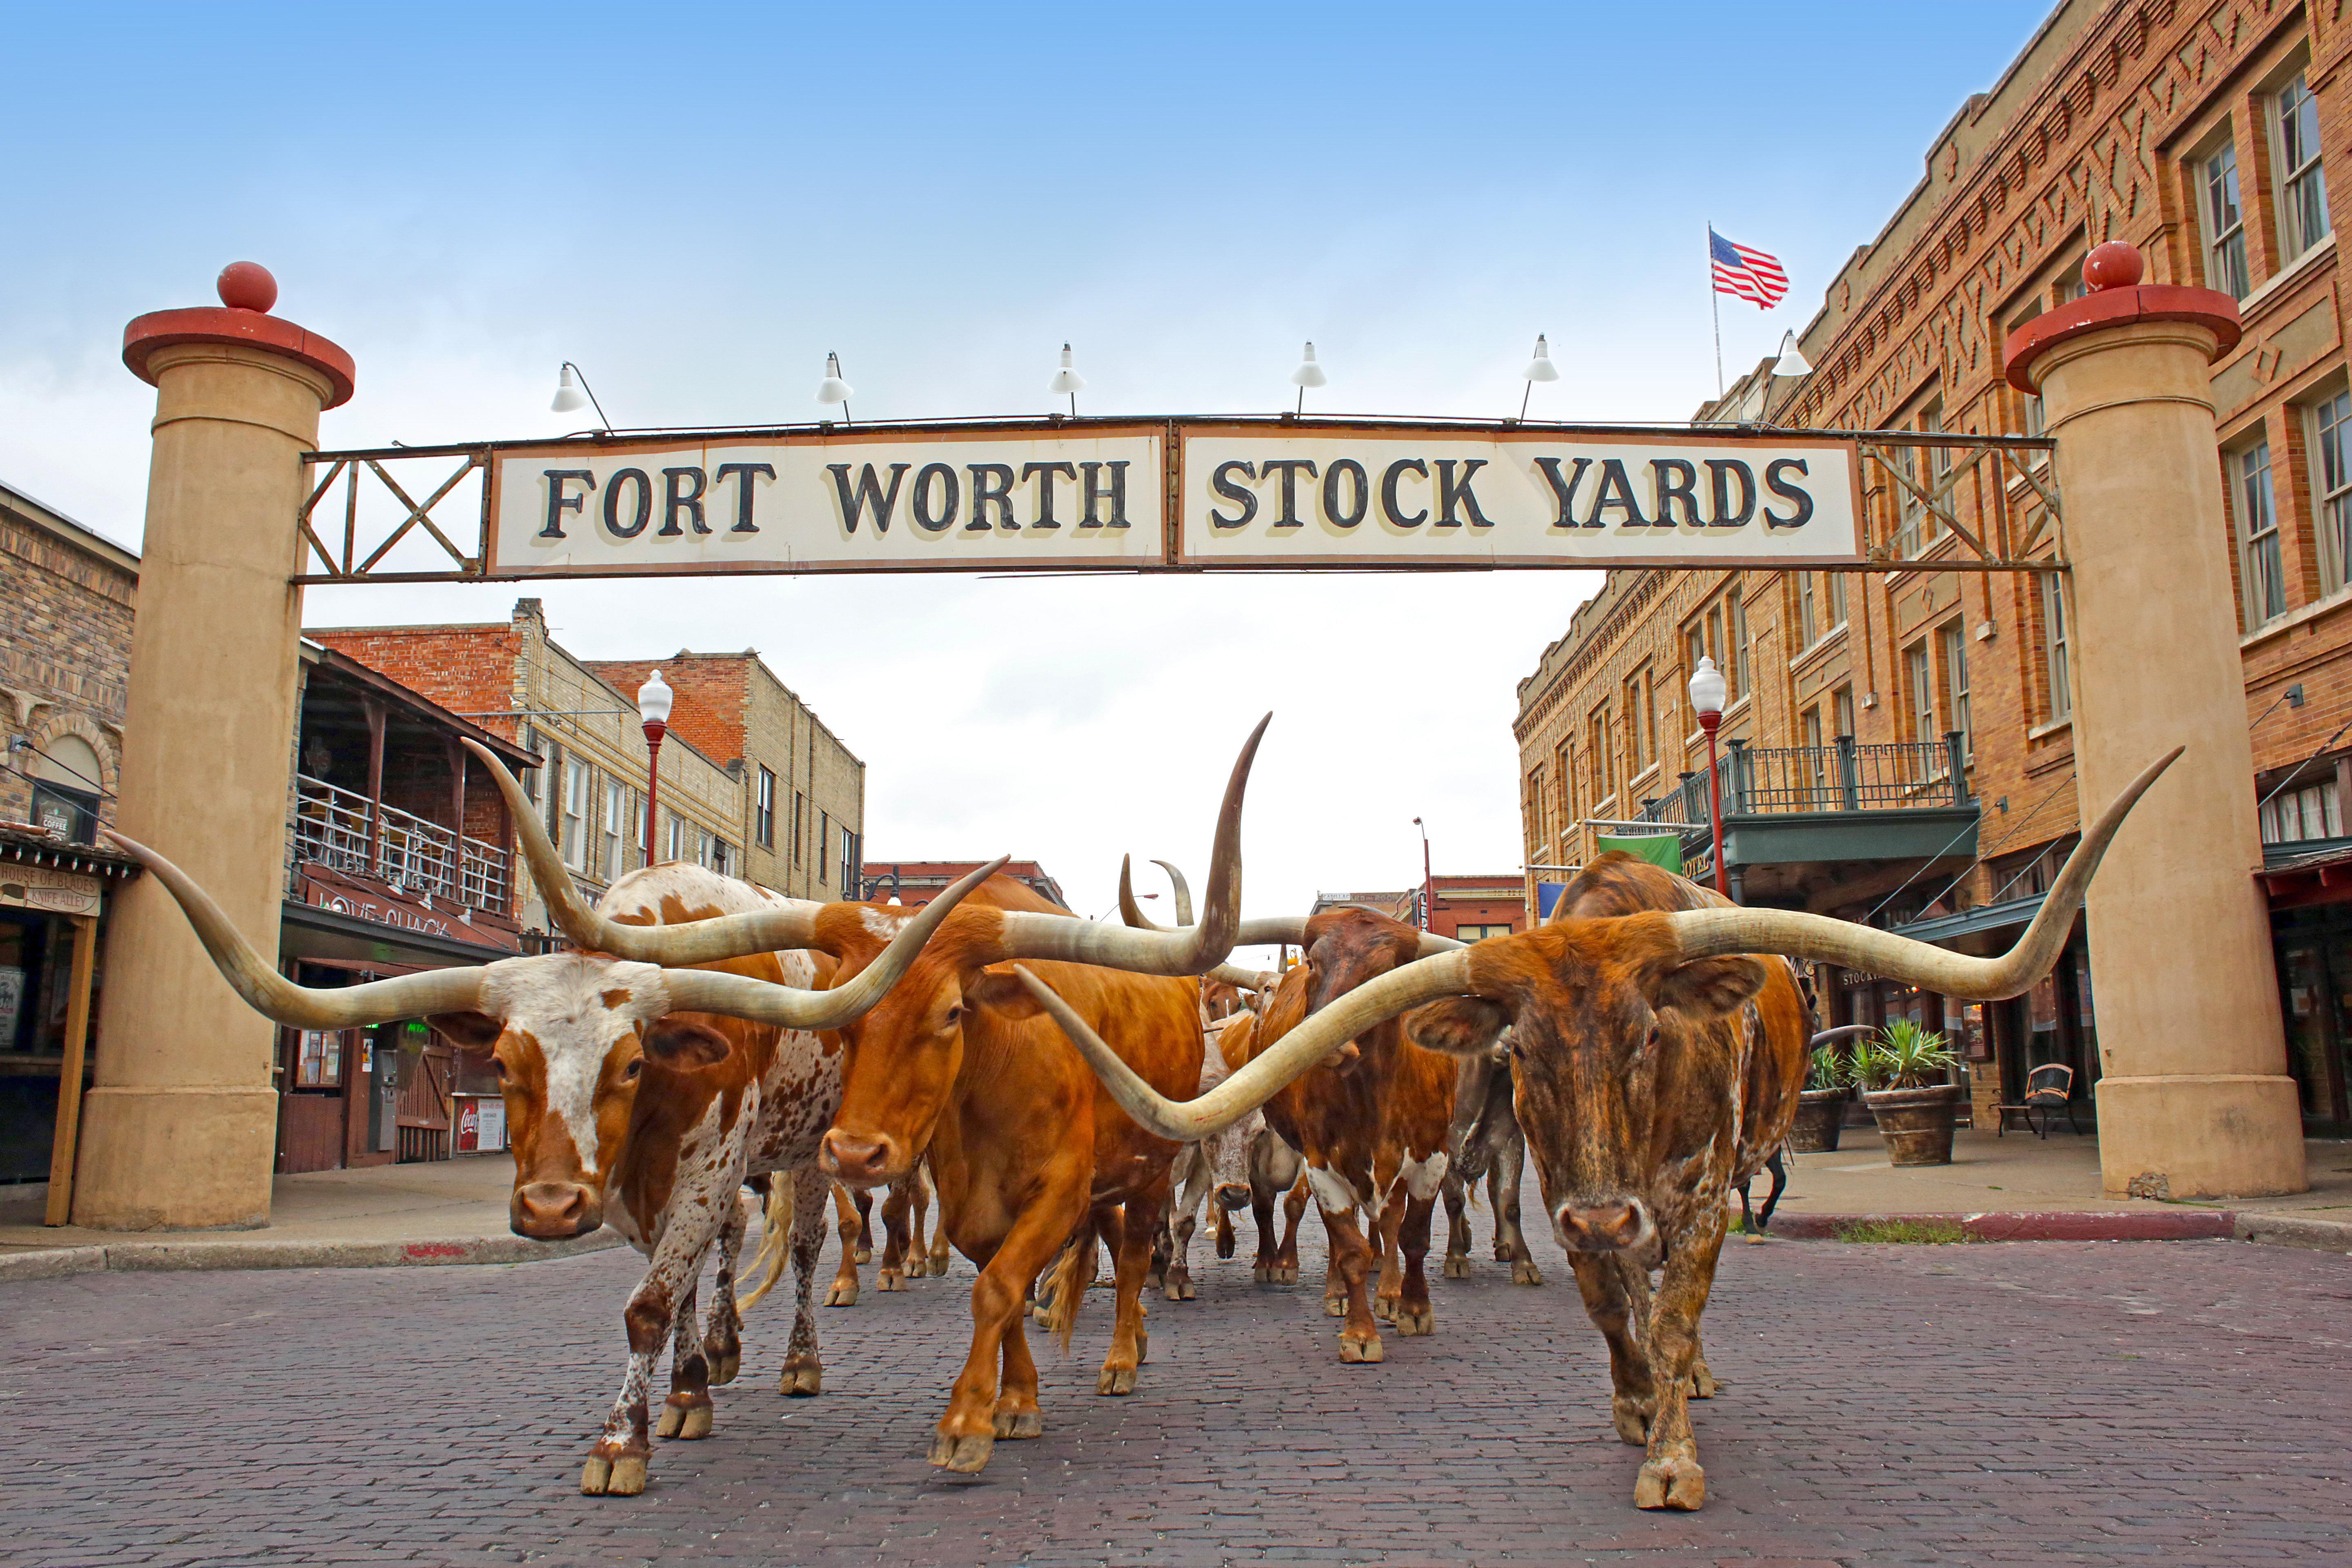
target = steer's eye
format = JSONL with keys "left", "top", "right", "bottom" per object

{"left": 622, "top": 1058, "right": 644, "bottom": 1082}
{"left": 942, "top": 1004, "right": 962, "bottom": 1026}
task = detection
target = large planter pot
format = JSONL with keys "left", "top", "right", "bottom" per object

{"left": 1864, "top": 1084, "right": 1962, "bottom": 1166}
{"left": 1788, "top": 1088, "right": 1849, "bottom": 1153}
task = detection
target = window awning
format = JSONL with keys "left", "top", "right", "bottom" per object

{"left": 1886, "top": 892, "right": 2047, "bottom": 946}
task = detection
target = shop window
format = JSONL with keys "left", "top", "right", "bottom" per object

{"left": 1455, "top": 923, "right": 1514, "bottom": 941}
{"left": 2234, "top": 439, "right": 2287, "bottom": 628}
{"left": 296, "top": 1028, "right": 345, "bottom": 1089}
{"left": 2203, "top": 136, "right": 2251, "bottom": 300}
{"left": 2261, "top": 780, "right": 2344, "bottom": 844}
{"left": 2274, "top": 71, "right": 2330, "bottom": 265}
{"left": 2311, "top": 389, "right": 2352, "bottom": 592}
{"left": 2040, "top": 574, "right": 2071, "bottom": 720}
{"left": 29, "top": 735, "right": 104, "bottom": 844}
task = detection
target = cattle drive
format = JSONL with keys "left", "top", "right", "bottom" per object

{"left": 113, "top": 720, "right": 2176, "bottom": 1512}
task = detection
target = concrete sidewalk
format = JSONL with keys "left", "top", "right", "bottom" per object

{"left": 0, "top": 1156, "right": 622, "bottom": 1281}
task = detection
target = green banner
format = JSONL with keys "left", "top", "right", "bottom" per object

{"left": 1597, "top": 833, "right": 1684, "bottom": 875}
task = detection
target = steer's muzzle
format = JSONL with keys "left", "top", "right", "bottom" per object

{"left": 1553, "top": 1198, "right": 1655, "bottom": 1255}
{"left": 512, "top": 1180, "right": 602, "bottom": 1240}
{"left": 820, "top": 1129, "right": 903, "bottom": 1189}
{"left": 1214, "top": 1181, "right": 1252, "bottom": 1212}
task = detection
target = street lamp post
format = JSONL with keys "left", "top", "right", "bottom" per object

{"left": 1412, "top": 815, "right": 1434, "bottom": 932}
{"left": 1688, "top": 657, "right": 1728, "bottom": 896}
{"left": 637, "top": 670, "right": 673, "bottom": 867}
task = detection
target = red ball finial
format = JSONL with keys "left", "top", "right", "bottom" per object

{"left": 2082, "top": 242, "right": 2144, "bottom": 292}
{"left": 216, "top": 261, "right": 278, "bottom": 314}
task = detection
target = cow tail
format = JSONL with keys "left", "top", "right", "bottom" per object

{"left": 1041, "top": 1215, "right": 1098, "bottom": 1352}
{"left": 734, "top": 1172, "right": 795, "bottom": 1314}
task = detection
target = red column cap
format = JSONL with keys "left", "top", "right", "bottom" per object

{"left": 122, "top": 262, "right": 355, "bottom": 409}
{"left": 2003, "top": 243, "right": 2239, "bottom": 394}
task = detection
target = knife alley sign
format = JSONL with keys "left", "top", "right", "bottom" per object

{"left": 479, "top": 419, "right": 1865, "bottom": 578}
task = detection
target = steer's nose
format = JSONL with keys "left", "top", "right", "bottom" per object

{"left": 821, "top": 1129, "right": 901, "bottom": 1187}
{"left": 1554, "top": 1198, "right": 1653, "bottom": 1253}
{"left": 1214, "top": 1181, "right": 1252, "bottom": 1212}
{"left": 512, "top": 1181, "right": 601, "bottom": 1239}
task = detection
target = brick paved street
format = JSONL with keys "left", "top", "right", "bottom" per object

{"left": 7, "top": 1218, "right": 2350, "bottom": 1567}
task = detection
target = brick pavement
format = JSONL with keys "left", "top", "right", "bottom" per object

{"left": 5, "top": 1216, "right": 2349, "bottom": 1567}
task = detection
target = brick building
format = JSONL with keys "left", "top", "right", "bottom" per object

{"left": 311, "top": 601, "right": 862, "bottom": 931}
{"left": 1, "top": 480, "right": 134, "bottom": 842}
{"left": 1309, "top": 877, "right": 1526, "bottom": 941}
{"left": 859, "top": 859, "right": 1069, "bottom": 911}
{"left": 1514, "top": 0, "right": 2352, "bottom": 1132}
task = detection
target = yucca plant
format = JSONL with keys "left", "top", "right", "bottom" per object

{"left": 1805, "top": 1043, "right": 1849, "bottom": 1091}
{"left": 1867, "top": 1019, "right": 1959, "bottom": 1091}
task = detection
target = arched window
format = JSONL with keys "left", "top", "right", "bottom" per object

{"left": 31, "top": 734, "right": 104, "bottom": 843}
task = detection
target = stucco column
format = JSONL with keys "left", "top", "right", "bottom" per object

{"left": 2006, "top": 243, "right": 2305, "bottom": 1199}
{"left": 71, "top": 264, "right": 354, "bottom": 1230}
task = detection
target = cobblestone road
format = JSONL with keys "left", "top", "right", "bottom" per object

{"left": 8, "top": 1215, "right": 2350, "bottom": 1567}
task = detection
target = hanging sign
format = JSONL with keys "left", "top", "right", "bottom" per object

{"left": 480, "top": 419, "right": 1864, "bottom": 579}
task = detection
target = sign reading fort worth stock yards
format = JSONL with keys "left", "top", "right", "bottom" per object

{"left": 483, "top": 420, "right": 1864, "bottom": 579}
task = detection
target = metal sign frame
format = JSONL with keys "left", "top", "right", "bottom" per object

{"left": 293, "top": 416, "right": 2063, "bottom": 585}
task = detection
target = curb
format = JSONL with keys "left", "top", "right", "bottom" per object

{"left": 0, "top": 1228, "right": 624, "bottom": 1283}
{"left": 1767, "top": 1210, "right": 2238, "bottom": 1242}
{"left": 2232, "top": 1212, "right": 2352, "bottom": 1254}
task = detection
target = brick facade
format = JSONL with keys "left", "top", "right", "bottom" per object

{"left": 0, "top": 482, "right": 135, "bottom": 834}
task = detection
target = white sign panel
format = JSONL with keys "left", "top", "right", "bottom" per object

{"left": 1177, "top": 427, "right": 1864, "bottom": 568}
{"left": 487, "top": 425, "right": 1167, "bottom": 578}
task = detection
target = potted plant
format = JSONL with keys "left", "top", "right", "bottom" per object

{"left": 1788, "top": 1042, "right": 1852, "bottom": 1153}
{"left": 1859, "top": 1020, "right": 1964, "bottom": 1167}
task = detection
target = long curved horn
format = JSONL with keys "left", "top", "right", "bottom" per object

{"left": 1811, "top": 1024, "right": 1877, "bottom": 1047}
{"left": 1015, "top": 949, "right": 1476, "bottom": 1140}
{"left": 1154, "top": 860, "right": 1194, "bottom": 925}
{"left": 466, "top": 737, "right": 1000, "bottom": 976}
{"left": 1208, "top": 963, "right": 1274, "bottom": 990}
{"left": 989, "top": 715, "right": 1268, "bottom": 974}
{"left": 1666, "top": 747, "right": 2180, "bottom": 1000}
{"left": 103, "top": 830, "right": 486, "bottom": 1028}
{"left": 1232, "top": 915, "right": 1460, "bottom": 959}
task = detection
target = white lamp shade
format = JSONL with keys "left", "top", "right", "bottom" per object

{"left": 817, "top": 352, "right": 854, "bottom": 405}
{"left": 1290, "top": 341, "right": 1328, "bottom": 389}
{"left": 550, "top": 364, "right": 589, "bottom": 413}
{"left": 1049, "top": 342, "right": 1087, "bottom": 394}
{"left": 1523, "top": 334, "right": 1561, "bottom": 383}
{"left": 1773, "top": 331, "right": 1813, "bottom": 377}
{"left": 637, "top": 669, "right": 675, "bottom": 724}
{"left": 1687, "top": 655, "right": 1727, "bottom": 717}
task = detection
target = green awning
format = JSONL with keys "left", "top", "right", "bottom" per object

{"left": 1597, "top": 833, "right": 1683, "bottom": 875}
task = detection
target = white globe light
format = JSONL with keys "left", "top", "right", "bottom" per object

{"left": 1688, "top": 655, "right": 1727, "bottom": 717}
{"left": 637, "top": 668, "right": 675, "bottom": 725}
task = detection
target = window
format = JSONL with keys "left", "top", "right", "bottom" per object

{"left": 1729, "top": 586, "right": 1750, "bottom": 694}
{"left": 1833, "top": 685, "right": 1855, "bottom": 739}
{"left": 2234, "top": 439, "right": 2286, "bottom": 628}
{"left": 710, "top": 836, "right": 733, "bottom": 877}
{"left": 1625, "top": 670, "right": 1654, "bottom": 773}
{"left": 2275, "top": 71, "right": 2330, "bottom": 264}
{"left": 1555, "top": 739, "right": 1575, "bottom": 831}
{"left": 1802, "top": 707, "right": 1826, "bottom": 803}
{"left": 1798, "top": 574, "right": 1817, "bottom": 647}
{"left": 819, "top": 811, "right": 831, "bottom": 884}
{"left": 792, "top": 791, "right": 806, "bottom": 866}
{"left": 839, "top": 828, "right": 858, "bottom": 893}
{"left": 1941, "top": 621, "right": 1971, "bottom": 759}
{"left": 756, "top": 767, "right": 777, "bottom": 849}
{"left": 1907, "top": 642, "right": 1936, "bottom": 750}
{"left": 666, "top": 812, "right": 686, "bottom": 863}
{"left": 2261, "top": 779, "right": 2344, "bottom": 844}
{"left": 1825, "top": 572, "right": 1847, "bottom": 630}
{"left": 521, "top": 725, "right": 542, "bottom": 804}
{"left": 1454, "top": 923, "right": 1514, "bottom": 941}
{"left": 1587, "top": 712, "right": 1606, "bottom": 804}
{"left": 2313, "top": 390, "right": 2352, "bottom": 592}
{"left": 564, "top": 761, "right": 591, "bottom": 869}
{"left": 296, "top": 1029, "right": 344, "bottom": 1089}
{"left": 2041, "top": 574, "right": 2071, "bottom": 721}
{"left": 2203, "top": 138, "right": 2250, "bottom": 300}
{"left": 603, "top": 778, "right": 625, "bottom": 881}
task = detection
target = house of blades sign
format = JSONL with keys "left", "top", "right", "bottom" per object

{"left": 479, "top": 419, "right": 1866, "bottom": 579}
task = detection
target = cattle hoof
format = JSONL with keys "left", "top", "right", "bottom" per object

{"left": 1145, "top": 1269, "right": 1167, "bottom": 1292}
{"left": 1688, "top": 1361, "right": 1718, "bottom": 1400}
{"left": 1612, "top": 1398, "right": 1652, "bottom": 1446}
{"left": 1337, "top": 1333, "right": 1384, "bottom": 1365}
{"left": 1252, "top": 1262, "right": 1272, "bottom": 1283}
{"left": 854, "top": 1243, "right": 873, "bottom": 1264}
{"left": 1511, "top": 1260, "right": 1546, "bottom": 1287}
{"left": 1441, "top": 1254, "right": 1472, "bottom": 1279}
{"left": 1163, "top": 1275, "right": 1194, "bottom": 1302}
{"left": 993, "top": 1404, "right": 1043, "bottom": 1439}
{"left": 1136, "top": 1328, "right": 1149, "bottom": 1363}
{"left": 1324, "top": 1296, "right": 1347, "bottom": 1318}
{"left": 1272, "top": 1263, "right": 1299, "bottom": 1284}
{"left": 878, "top": 1268, "right": 907, "bottom": 1292}
{"left": 1096, "top": 1364, "right": 1138, "bottom": 1396}
{"left": 581, "top": 1450, "right": 648, "bottom": 1496}
{"left": 705, "top": 1345, "right": 741, "bottom": 1385}
{"left": 1634, "top": 1457, "right": 1706, "bottom": 1511}
{"left": 928, "top": 1431, "right": 994, "bottom": 1473}
{"left": 1372, "top": 1295, "right": 1399, "bottom": 1323}
{"left": 656, "top": 1393, "right": 713, "bottom": 1440}
{"left": 931, "top": 1246, "right": 952, "bottom": 1272}
{"left": 1216, "top": 1234, "right": 1236, "bottom": 1260}
{"left": 780, "top": 1359, "right": 823, "bottom": 1397}
{"left": 1395, "top": 1305, "right": 1434, "bottom": 1336}
{"left": 825, "top": 1279, "right": 858, "bottom": 1307}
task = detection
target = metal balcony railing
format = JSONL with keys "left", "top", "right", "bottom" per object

{"left": 1635, "top": 733, "right": 1970, "bottom": 830}
{"left": 287, "top": 773, "right": 511, "bottom": 913}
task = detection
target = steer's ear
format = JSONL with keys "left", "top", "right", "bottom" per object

{"left": 964, "top": 966, "right": 1044, "bottom": 1020}
{"left": 1405, "top": 996, "right": 1513, "bottom": 1056}
{"left": 1648, "top": 955, "right": 1768, "bottom": 1020}
{"left": 430, "top": 1012, "right": 503, "bottom": 1053}
{"left": 642, "top": 1018, "right": 735, "bottom": 1071}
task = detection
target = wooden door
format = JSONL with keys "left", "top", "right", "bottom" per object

{"left": 396, "top": 1040, "right": 454, "bottom": 1162}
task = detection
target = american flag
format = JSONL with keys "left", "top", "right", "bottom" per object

{"left": 1710, "top": 228, "right": 1789, "bottom": 309}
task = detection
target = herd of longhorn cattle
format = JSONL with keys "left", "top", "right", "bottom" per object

{"left": 110, "top": 718, "right": 2178, "bottom": 1512}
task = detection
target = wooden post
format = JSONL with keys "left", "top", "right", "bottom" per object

{"left": 44, "top": 913, "right": 100, "bottom": 1227}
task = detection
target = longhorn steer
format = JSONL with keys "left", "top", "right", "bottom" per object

{"left": 1439, "top": 1038, "right": 1543, "bottom": 1285}
{"left": 111, "top": 756, "right": 984, "bottom": 1499}
{"left": 1021, "top": 748, "right": 2176, "bottom": 1510}
{"left": 549, "top": 717, "right": 1267, "bottom": 1473}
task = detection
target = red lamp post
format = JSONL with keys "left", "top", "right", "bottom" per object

{"left": 1412, "top": 815, "right": 1434, "bottom": 932}
{"left": 637, "top": 669, "right": 673, "bottom": 866}
{"left": 1688, "top": 656, "right": 1728, "bottom": 897}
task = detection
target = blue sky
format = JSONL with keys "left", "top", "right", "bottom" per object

{"left": 3, "top": 1, "right": 2057, "bottom": 918}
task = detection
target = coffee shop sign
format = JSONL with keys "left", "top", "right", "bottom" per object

{"left": 484, "top": 422, "right": 1864, "bottom": 578}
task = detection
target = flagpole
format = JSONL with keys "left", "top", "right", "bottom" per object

{"left": 1708, "top": 222, "right": 1725, "bottom": 402}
